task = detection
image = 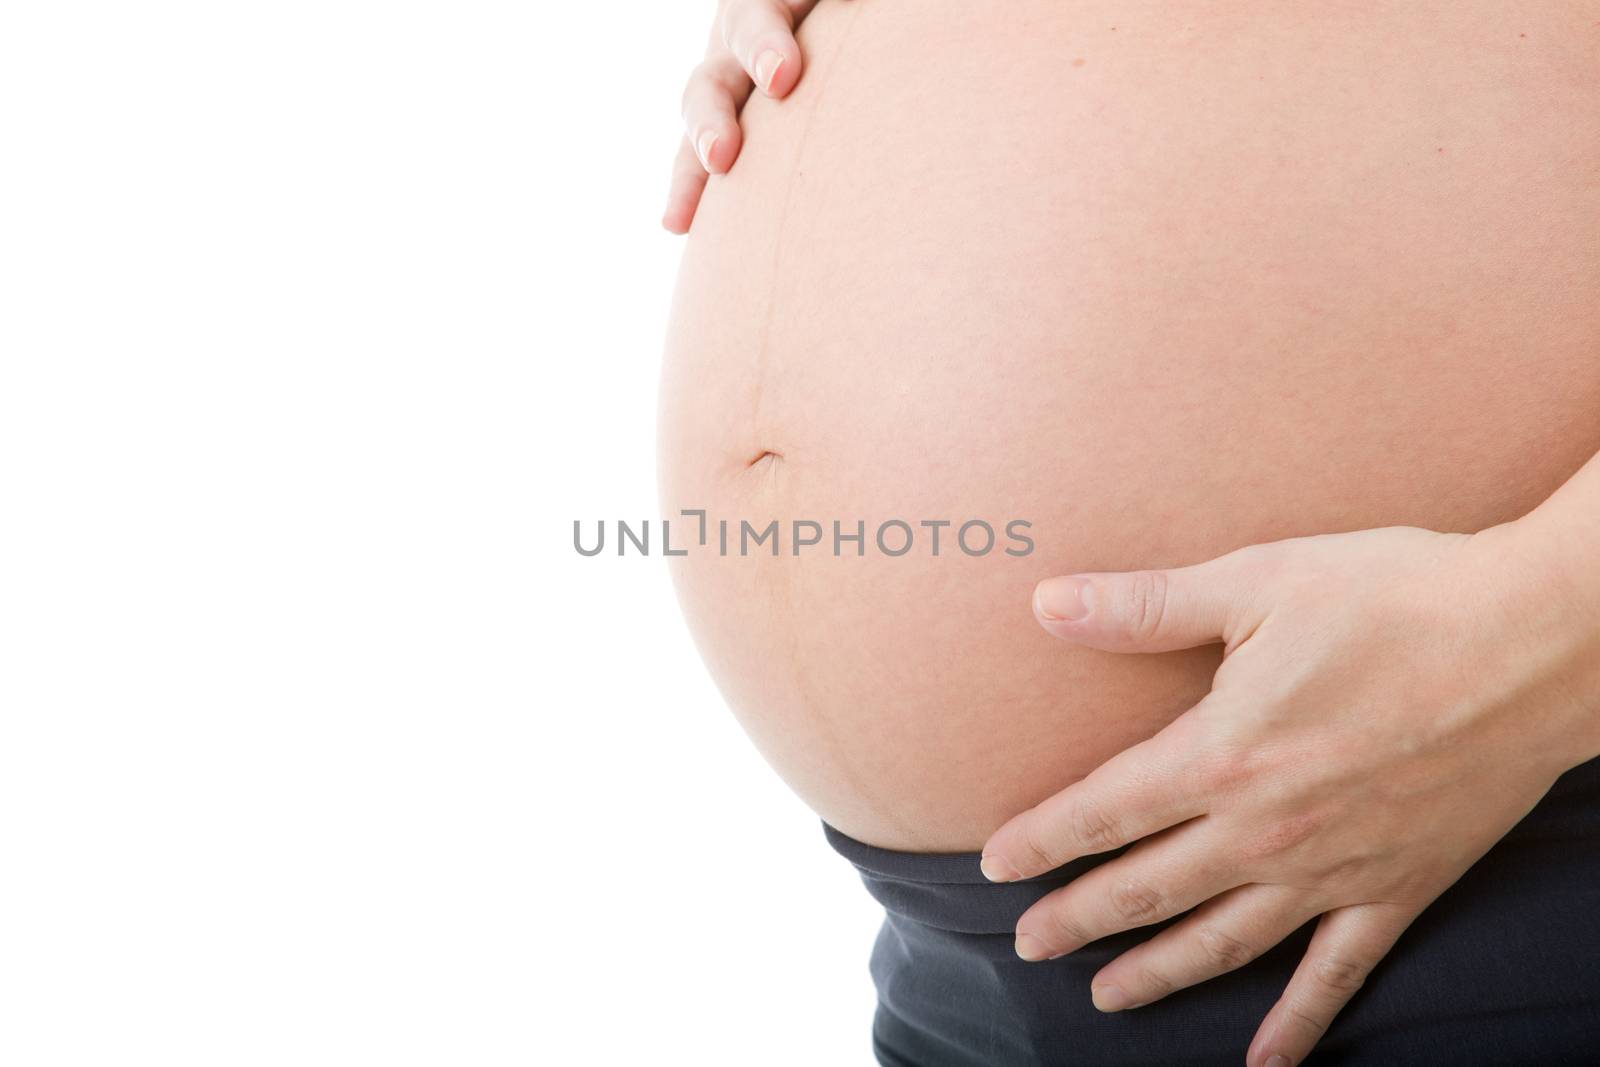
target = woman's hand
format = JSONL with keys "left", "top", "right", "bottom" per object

{"left": 981, "top": 522, "right": 1600, "bottom": 1067}
{"left": 662, "top": 1, "right": 820, "bottom": 234}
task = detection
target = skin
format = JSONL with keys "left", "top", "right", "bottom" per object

{"left": 665, "top": 0, "right": 1600, "bottom": 838}
{"left": 663, "top": 0, "right": 822, "bottom": 235}
{"left": 979, "top": 470, "right": 1600, "bottom": 1065}
{"left": 662, "top": 2, "right": 1600, "bottom": 1063}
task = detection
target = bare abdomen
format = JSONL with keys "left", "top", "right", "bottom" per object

{"left": 658, "top": 0, "right": 1600, "bottom": 850}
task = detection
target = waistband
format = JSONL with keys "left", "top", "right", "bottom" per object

{"left": 822, "top": 821, "right": 1127, "bottom": 935}
{"left": 824, "top": 754, "right": 1600, "bottom": 936}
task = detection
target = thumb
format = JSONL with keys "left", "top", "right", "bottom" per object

{"left": 1032, "top": 552, "right": 1259, "bottom": 653}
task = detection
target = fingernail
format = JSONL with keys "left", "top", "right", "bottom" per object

{"left": 1015, "top": 934, "right": 1050, "bottom": 962}
{"left": 1091, "top": 983, "right": 1133, "bottom": 1012}
{"left": 1035, "top": 578, "right": 1089, "bottom": 621}
{"left": 980, "top": 854, "right": 1020, "bottom": 883}
{"left": 754, "top": 49, "right": 785, "bottom": 93}
{"left": 1266, "top": 1056, "right": 1290, "bottom": 1067}
{"left": 695, "top": 130, "right": 718, "bottom": 171}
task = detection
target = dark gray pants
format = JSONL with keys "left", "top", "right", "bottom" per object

{"left": 825, "top": 757, "right": 1600, "bottom": 1066}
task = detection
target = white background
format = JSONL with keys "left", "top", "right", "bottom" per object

{"left": 1, "top": 3, "right": 881, "bottom": 1064}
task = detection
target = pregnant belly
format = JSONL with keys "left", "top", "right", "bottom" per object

{"left": 657, "top": 0, "right": 1600, "bottom": 851}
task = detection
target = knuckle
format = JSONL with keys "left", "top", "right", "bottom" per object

{"left": 1247, "top": 812, "right": 1323, "bottom": 861}
{"left": 1285, "top": 1004, "right": 1331, "bottom": 1039}
{"left": 1049, "top": 905, "right": 1095, "bottom": 947}
{"left": 1019, "top": 817, "right": 1062, "bottom": 873}
{"left": 690, "top": 58, "right": 740, "bottom": 100}
{"left": 1194, "top": 923, "right": 1257, "bottom": 971}
{"left": 1124, "top": 570, "right": 1170, "bottom": 640}
{"left": 757, "top": 0, "right": 796, "bottom": 33}
{"left": 1315, "top": 854, "right": 1369, "bottom": 886}
{"left": 1129, "top": 965, "right": 1174, "bottom": 1000}
{"left": 1187, "top": 702, "right": 1255, "bottom": 776}
{"left": 1197, "top": 738, "right": 1250, "bottom": 793}
{"left": 691, "top": 58, "right": 721, "bottom": 84}
{"left": 719, "top": 0, "right": 784, "bottom": 54}
{"left": 1312, "top": 956, "right": 1369, "bottom": 996}
{"left": 1071, "top": 801, "right": 1122, "bottom": 853}
{"left": 680, "top": 65, "right": 716, "bottom": 114}
{"left": 1108, "top": 879, "right": 1165, "bottom": 925}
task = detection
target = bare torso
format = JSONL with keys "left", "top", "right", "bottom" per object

{"left": 658, "top": 0, "right": 1600, "bottom": 851}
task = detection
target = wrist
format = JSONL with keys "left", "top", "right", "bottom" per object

{"left": 1471, "top": 514, "right": 1600, "bottom": 767}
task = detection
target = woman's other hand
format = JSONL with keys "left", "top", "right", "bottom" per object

{"left": 663, "top": 0, "right": 819, "bottom": 234}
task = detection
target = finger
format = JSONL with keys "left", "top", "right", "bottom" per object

{"left": 1012, "top": 824, "right": 1244, "bottom": 961}
{"left": 719, "top": 0, "right": 817, "bottom": 97}
{"left": 662, "top": 137, "right": 709, "bottom": 234}
{"left": 1032, "top": 547, "right": 1265, "bottom": 654}
{"left": 981, "top": 712, "right": 1210, "bottom": 882}
{"left": 679, "top": 54, "right": 748, "bottom": 177}
{"left": 1089, "top": 884, "right": 1315, "bottom": 1010}
{"left": 1247, "top": 903, "right": 1416, "bottom": 1067}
